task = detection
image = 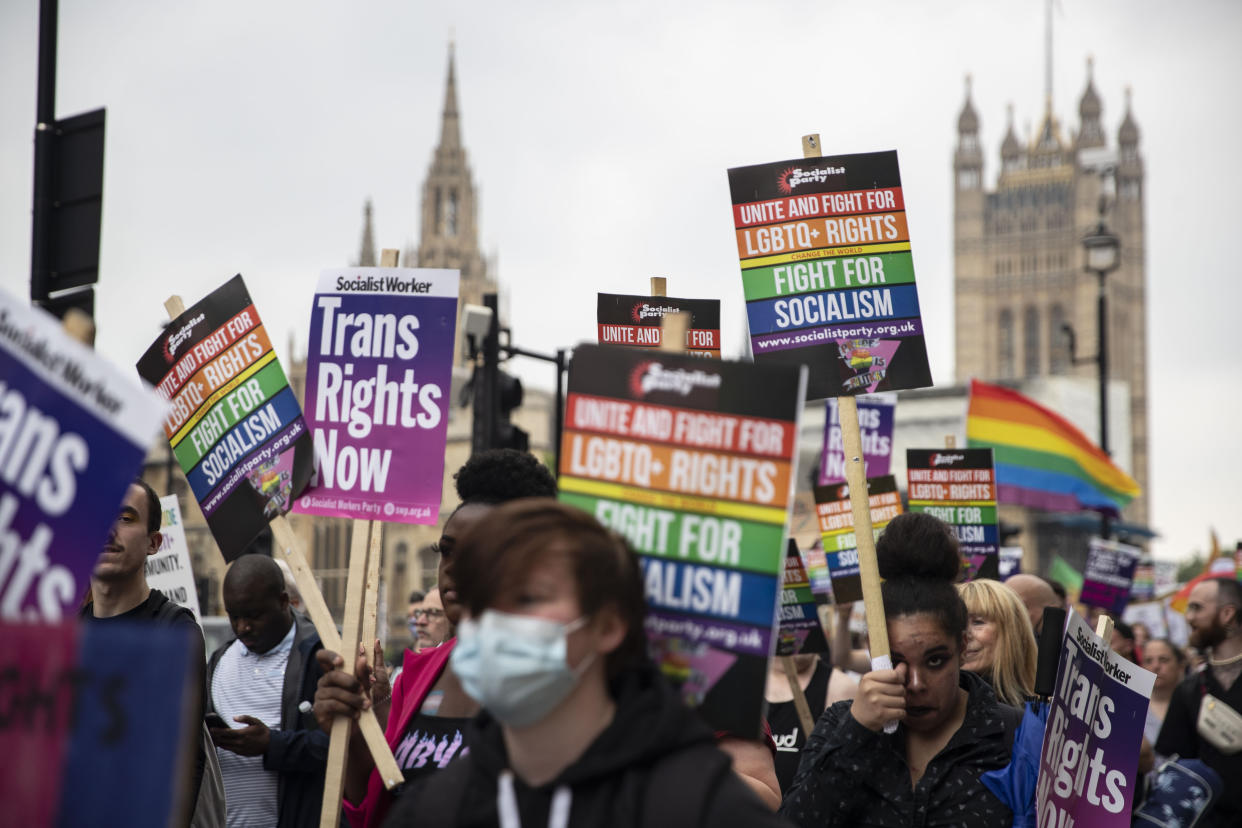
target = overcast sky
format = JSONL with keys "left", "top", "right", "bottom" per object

{"left": 2, "top": 0, "right": 1239, "bottom": 563}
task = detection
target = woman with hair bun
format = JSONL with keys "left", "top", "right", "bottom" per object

{"left": 957, "top": 578, "right": 1038, "bottom": 707}
{"left": 781, "top": 512, "right": 1020, "bottom": 828}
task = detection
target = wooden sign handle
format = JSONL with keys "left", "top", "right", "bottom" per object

{"left": 780, "top": 656, "right": 817, "bottom": 738}
{"left": 798, "top": 134, "right": 892, "bottom": 672}
{"left": 650, "top": 276, "right": 667, "bottom": 297}
{"left": 321, "top": 520, "right": 374, "bottom": 827}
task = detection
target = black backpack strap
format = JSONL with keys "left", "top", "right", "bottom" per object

{"left": 642, "top": 742, "right": 734, "bottom": 828}
{"left": 997, "top": 702, "right": 1024, "bottom": 754}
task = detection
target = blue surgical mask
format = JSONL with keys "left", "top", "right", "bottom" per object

{"left": 451, "top": 610, "right": 593, "bottom": 727}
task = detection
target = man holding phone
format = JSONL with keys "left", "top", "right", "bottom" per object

{"left": 207, "top": 554, "right": 330, "bottom": 828}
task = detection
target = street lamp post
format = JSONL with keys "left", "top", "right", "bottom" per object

{"left": 1082, "top": 216, "right": 1120, "bottom": 539}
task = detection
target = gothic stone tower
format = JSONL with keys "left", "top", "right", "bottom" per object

{"left": 414, "top": 44, "right": 497, "bottom": 364}
{"left": 953, "top": 61, "right": 1149, "bottom": 542}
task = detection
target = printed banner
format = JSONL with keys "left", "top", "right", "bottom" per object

{"left": 1129, "top": 561, "right": 1154, "bottom": 603}
{"left": 776, "top": 539, "right": 829, "bottom": 656}
{"left": 727, "top": 150, "right": 933, "bottom": 399}
{"left": 1036, "top": 610, "right": 1154, "bottom": 828}
{"left": 802, "top": 540, "right": 832, "bottom": 596}
{"left": 136, "top": 274, "right": 313, "bottom": 560}
{"left": 292, "top": 268, "right": 459, "bottom": 523}
{"left": 813, "top": 475, "right": 902, "bottom": 603}
{"left": 597, "top": 292, "right": 721, "bottom": 358}
{"left": 905, "top": 448, "right": 1000, "bottom": 580}
{"left": 0, "top": 289, "right": 164, "bottom": 622}
{"left": 0, "top": 619, "right": 198, "bottom": 827}
{"left": 999, "top": 546, "right": 1024, "bottom": 579}
{"left": 818, "top": 392, "right": 895, "bottom": 485}
{"left": 147, "top": 495, "right": 202, "bottom": 620}
{"left": 1081, "top": 538, "right": 1142, "bottom": 615}
{"left": 559, "top": 344, "right": 805, "bottom": 737}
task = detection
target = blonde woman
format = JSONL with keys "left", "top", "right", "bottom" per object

{"left": 957, "top": 579, "right": 1038, "bottom": 707}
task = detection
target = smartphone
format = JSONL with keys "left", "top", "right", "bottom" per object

{"left": 205, "top": 713, "right": 229, "bottom": 730}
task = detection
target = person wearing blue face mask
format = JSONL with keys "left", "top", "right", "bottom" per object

{"left": 382, "top": 498, "right": 792, "bottom": 828}
{"left": 312, "top": 449, "right": 558, "bottom": 828}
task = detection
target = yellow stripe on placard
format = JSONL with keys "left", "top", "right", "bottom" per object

{"left": 907, "top": 500, "right": 996, "bottom": 508}
{"left": 169, "top": 349, "right": 278, "bottom": 449}
{"left": 558, "top": 476, "right": 788, "bottom": 525}
{"left": 741, "top": 241, "right": 912, "bottom": 271}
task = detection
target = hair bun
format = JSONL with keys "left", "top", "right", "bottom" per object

{"left": 875, "top": 512, "right": 960, "bottom": 582}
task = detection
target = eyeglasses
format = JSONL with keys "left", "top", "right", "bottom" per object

{"left": 409, "top": 608, "right": 446, "bottom": 621}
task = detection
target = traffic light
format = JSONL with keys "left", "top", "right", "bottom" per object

{"left": 494, "top": 370, "right": 528, "bottom": 452}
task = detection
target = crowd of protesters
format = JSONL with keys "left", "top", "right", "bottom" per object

{"left": 85, "top": 450, "right": 1242, "bottom": 827}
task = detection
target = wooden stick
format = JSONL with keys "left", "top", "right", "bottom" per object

{"left": 61, "top": 307, "right": 95, "bottom": 346}
{"left": 780, "top": 656, "right": 817, "bottom": 738}
{"left": 361, "top": 521, "right": 383, "bottom": 653}
{"left": 270, "top": 518, "right": 402, "bottom": 788}
{"left": 658, "top": 311, "right": 690, "bottom": 354}
{"left": 163, "top": 294, "right": 402, "bottom": 789}
{"left": 321, "top": 521, "right": 373, "bottom": 827}
{"left": 945, "top": 435, "right": 956, "bottom": 449}
{"left": 380, "top": 248, "right": 399, "bottom": 268}
{"left": 650, "top": 276, "right": 667, "bottom": 297}
{"left": 1094, "top": 614, "right": 1115, "bottom": 647}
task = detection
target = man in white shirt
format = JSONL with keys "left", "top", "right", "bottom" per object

{"left": 208, "top": 554, "right": 330, "bottom": 828}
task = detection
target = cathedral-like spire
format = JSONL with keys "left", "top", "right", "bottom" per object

{"left": 438, "top": 41, "right": 461, "bottom": 151}
{"left": 357, "top": 199, "right": 377, "bottom": 267}
{"left": 1001, "top": 103, "right": 1021, "bottom": 170}
{"left": 957, "top": 74, "right": 979, "bottom": 136}
{"left": 1118, "top": 86, "right": 1139, "bottom": 148}
{"left": 1076, "top": 56, "right": 1104, "bottom": 149}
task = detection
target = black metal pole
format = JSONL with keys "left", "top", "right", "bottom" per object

{"left": 1097, "top": 268, "right": 1110, "bottom": 540}
{"left": 31, "top": 0, "right": 58, "bottom": 304}
{"left": 554, "top": 348, "right": 566, "bottom": 478}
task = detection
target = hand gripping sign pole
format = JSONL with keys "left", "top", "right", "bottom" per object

{"left": 801, "top": 134, "right": 895, "bottom": 731}
{"left": 160, "top": 292, "right": 403, "bottom": 823}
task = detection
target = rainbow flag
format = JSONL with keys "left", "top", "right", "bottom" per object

{"left": 966, "top": 379, "right": 1140, "bottom": 515}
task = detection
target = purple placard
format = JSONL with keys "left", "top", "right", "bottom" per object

{"left": 1080, "top": 538, "right": 1142, "bottom": 615}
{"left": 293, "top": 268, "right": 459, "bottom": 524}
{"left": 1037, "top": 611, "right": 1154, "bottom": 828}
{"left": 818, "top": 393, "right": 895, "bottom": 485}
{"left": 0, "top": 290, "right": 164, "bottom": 623}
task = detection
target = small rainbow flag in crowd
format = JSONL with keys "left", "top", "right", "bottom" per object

{"left": 966, "top": 379, "right": 1140, "bottom": 515}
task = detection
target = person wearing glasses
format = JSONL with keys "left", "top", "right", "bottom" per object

{"left": 410, "top": 589, "right": 451, "bottom": 651}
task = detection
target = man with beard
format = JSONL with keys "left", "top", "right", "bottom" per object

{"left": 1156, "top": 576, "right": 1242, "bottom": 828}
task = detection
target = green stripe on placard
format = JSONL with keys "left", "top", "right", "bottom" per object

{"left": 559, "top": 491, "right": 785, "bottom": 574}
{"left": 821, "top": 525, "right": 886, "bottom": 554}
{"left": 908, "top": 503, "right": 998, "bottom": 525}
{"left": 741, "top": 251, "right": 916, "bottom": 302}
{"left": 783, "top": 585, "right": 815, "bottom": 605}
{"left": 174, "top": 360, "right": 289, "bottom": 470}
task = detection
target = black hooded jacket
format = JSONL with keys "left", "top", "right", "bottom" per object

{"left": 382, "top": 664, "right": 791, "bottom": 828}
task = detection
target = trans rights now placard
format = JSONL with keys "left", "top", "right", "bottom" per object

{"left": 1037, "top": 611, "right": 1154, "bottom": 828}
{"left": 0, "top": 289, "right": 164, "bottom": 622}
{"left": 905, "top": 448, "right": 1000, "bottom": 581}
{"left": 813, "top": 475, "right": 902, "bottom": 604}
{"left": 597, "top": 292, "right": 721, "bottom": 357}
{"left": 727, "top": 150, "right": 933, "bottom": 400}
{"left": 818, "top": 393, "right": 895, "bottom": 485}
{"left": 137, "top": 275, "right": 313, "bottom": 559}
{"left": 293, "top": 268, "right": 459, "bottom": 524}
{"left": 558, "top": 344, "right": 805, "bottom": 737}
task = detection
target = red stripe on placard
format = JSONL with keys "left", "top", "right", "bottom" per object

{"left": 564, "top": 392, "right": 795, "bottom": 458}
{"left": 732, "top": 187, "right": 905, "bottom": 227}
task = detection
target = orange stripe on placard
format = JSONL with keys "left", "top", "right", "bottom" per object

{"left": 162, "top": 326, "right": 273, "bottom": 438}
{"left": 559, "top": 430, "right": 791, "bottom": 506}
{"left": 735, "top": 212, "right": 909, "bottom": 260}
